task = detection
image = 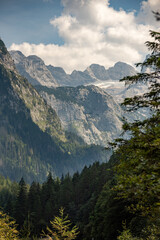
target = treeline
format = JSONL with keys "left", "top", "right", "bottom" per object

{"left": 0, "top": 156, "right": 123, "bottom": 239}
{"left": 0, "top": 155, "right": 145, "bottom": 240}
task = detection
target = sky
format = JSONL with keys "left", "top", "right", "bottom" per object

{"left": 0, "top": 0, "right": 160, "bottom": 73}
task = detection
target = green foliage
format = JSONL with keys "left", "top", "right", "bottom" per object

{"left": 0, "top": 161, "right": 115, "bottom": 239}
{"left": 0, "top": 210, "right": 19, "bottom": 239}
{"left": 117, "top": 224, "right": 160, "bottom": 240}
{"left": 90, "top": 180, "right": 134, "bottom": 240}
{"left": 114, "top": 115, "right": 160, "bottom": 215}
{"left": 117, "top": 227, "right": 141, "bottom": 240}
{"left": 113, "top": 13, "right": 160, "bottom": 238}
{"left": 45, "top": 207, "right": 79, "bottom": 240}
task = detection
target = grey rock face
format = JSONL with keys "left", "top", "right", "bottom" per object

{"left": 10, "top": 50, "right": 58, "bottom": 86}
{"left": 47, "top": 65, "right": 72, "bottom": 86}
{"left": 47, "top": 66, "right": 94, "bottom": 86}
{"left": 38, "top": 85, "right": 123, "bottom": 147}
{"left": 70, "top": 70, "right": 95, "bottom": 86}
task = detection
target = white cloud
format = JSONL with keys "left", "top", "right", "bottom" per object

{"left": 137, "top": 0, "right": 160, "bottom": 25}
{"left": 9, "top": 0, "right": 160, "bottom": 73}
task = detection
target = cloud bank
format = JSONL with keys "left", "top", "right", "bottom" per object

{"left": 9, "top": 0, "right": 160, "bottom": 73}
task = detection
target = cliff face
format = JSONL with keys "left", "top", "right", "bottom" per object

{"left": 0, "top": 39, "right": 67, "bottom": 182}
{"left": 36, "top": 85, "right": 123, "bottom": 146}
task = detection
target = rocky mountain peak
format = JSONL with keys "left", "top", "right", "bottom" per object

{"left": 10, "top": 50, "right": 58, "bottom": 87}
{"left": 85, "top": 64, "right": 109, "bottom": 80}
{"left": 89, "top": 64, "right": 105, "bottom": 71}
{"left": 9, "top": 50, "right": 25, "bottom": 64}
{"left": 114, "top": 61, "right": 129, "bottom": 67}
{"left": 70, "top": 70, "right": 94, "bottom": 85}
{"left": 27, "top": 55, "right": 45, "bottom": 65}
{"left": 107, "top": 61, "right": 137, "bottom": 80}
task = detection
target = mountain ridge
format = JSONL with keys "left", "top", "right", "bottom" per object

{"left": 10, "top": 50, "right": 137, "bottom": 87}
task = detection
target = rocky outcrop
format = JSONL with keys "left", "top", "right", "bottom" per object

{"left": 37, "top": 85, "right": 123, "bottom": 147}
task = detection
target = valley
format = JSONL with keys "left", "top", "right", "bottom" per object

{"left": 0, "top": 1, "right": 159, "bottom": 239}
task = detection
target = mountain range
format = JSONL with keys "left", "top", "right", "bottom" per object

{"left": 11, "top": 50, "right": 148, "bottom": 104}
{"left": 10, "top": 50, "right": 148, "bottom": 146}
{"left": 0, "top": 39, "right": 110, "bottom": 183}
{"left": 0, "top": 41, "right": 148, "bottom": 183}
{"left": 10, "top": 50, "right": 137, "bottom": 87}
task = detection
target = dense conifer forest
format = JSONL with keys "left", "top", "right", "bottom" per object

{"left": 0, "top": 157, "right": 137, "bottom": 240}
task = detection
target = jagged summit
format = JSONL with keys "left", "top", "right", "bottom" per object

{"left": 9, "top": 50, "right": 25, "bottom": 64}
{"left": 107, "top": 61, "right": 137, "bottom": 80}
{"left": 85, "top": 64, "right": 109, "bottom": 80}
{"left": 10, "top": 50, "right": 137, "bottom": 86}
{"left": 27, "top": 54, "right": 45, "bottom": 64}
{"left": 10, "top": 50, "right": 58, "bottom": 86}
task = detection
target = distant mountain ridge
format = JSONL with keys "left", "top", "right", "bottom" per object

{"left": 10, "top": 50, "right": 137, "bottom": 87}
{"left": 85, "top": 62, "right": 137, "bottom": 81}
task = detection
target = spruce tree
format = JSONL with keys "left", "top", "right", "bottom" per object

{"left": 28, "top": 182, "right": 42, "bottom": 235}
{"left": 114, "top": 12, "right": 160, "bottom": 237}
{"left": 14, "top": 178, "right": 28, "bottom": 228}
